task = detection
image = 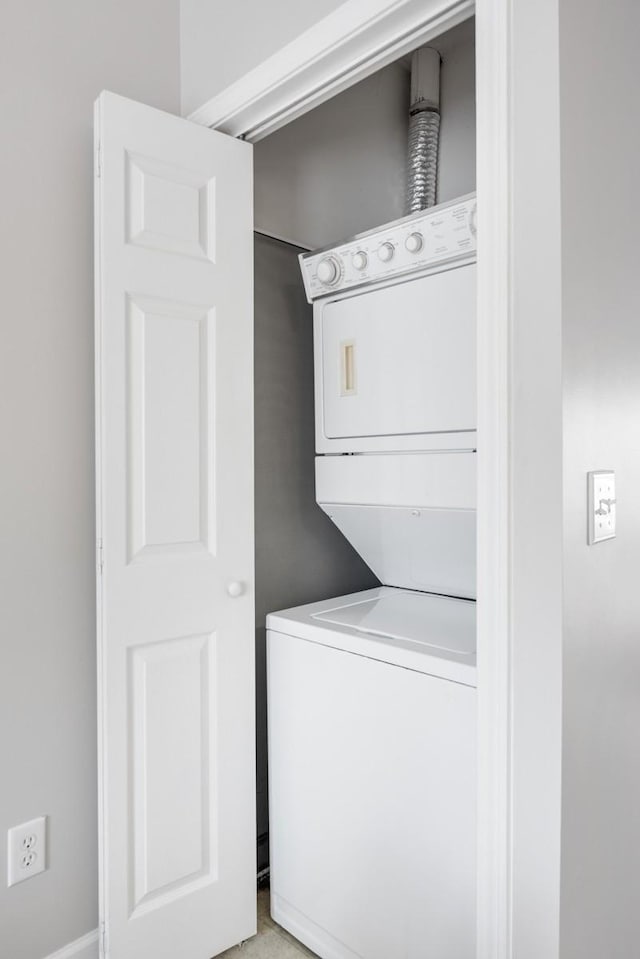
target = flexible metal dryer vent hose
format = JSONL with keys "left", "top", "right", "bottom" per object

{"left": 406, "top": 47, "right": 441, "bottom": 215}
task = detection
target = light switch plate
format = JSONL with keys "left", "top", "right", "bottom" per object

{"left": 588, "top": 470, "right": 616, "bottom": 544}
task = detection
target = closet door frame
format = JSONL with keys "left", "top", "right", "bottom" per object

{"left": 189, "top": 1, "right": 565, "bottom": 957}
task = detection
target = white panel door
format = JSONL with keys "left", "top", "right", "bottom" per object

{"left": 94, "top": 91, "right": 255, "bottom": 959}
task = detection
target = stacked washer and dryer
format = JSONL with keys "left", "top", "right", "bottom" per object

{"left": 267, "top": 194, "right": 478, "bottom": 959}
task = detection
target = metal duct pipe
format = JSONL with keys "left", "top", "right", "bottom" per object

{"left": 405, "top": 47, "right": 441, "bottom": 214}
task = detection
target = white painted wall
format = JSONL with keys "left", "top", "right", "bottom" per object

{"left": 0, "top": 3, "right": 180, "bottom": 958}
{"left": 253, "top": 19, "right": 475, "bottom": 250}
{"left": 559, "top": 1, "right": 640, "bottom": 955}
{"left": 180, "top": 0, "right": 348, "bottom": 117}
{"left": 501, "top": 1, "right": 640, "bottom": 953}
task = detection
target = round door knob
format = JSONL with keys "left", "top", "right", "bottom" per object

{"left": 378, "top": 242, "right": 394, "bottom": 263}
{"left": 316, "top": 255, "right": 341, "bottom": 286}
{"left": 227, "top": 581, "right": 245, "bottom": 598}
{"left": 352, "top": 250, "right": 368, "bottom": 271}
{"left": 405, "top": 232, "right": 424, "bottom": 254}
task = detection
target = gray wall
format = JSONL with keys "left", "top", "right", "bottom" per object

{"left": 436, "top": 18, "right": 476, "bottom": 205}
{"left": 254, "top": 19, "right": 476, "bottom": 250}
{"left": 254, "top": 234, "right": 378, "bottom": 866}
{"left": 180, "top": 0, "right": 348, "bottom": 116}
{"left": 559, "top": 0, "right": 640, "bottom": 955}
{"left": 0, "top": 3, "right": 181, "bottom": 957}
{"left": 254, "top": 62, "right": 410, "bottom": 250}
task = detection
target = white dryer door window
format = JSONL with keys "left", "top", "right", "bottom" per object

{"left": 318, "top": 263, "right": 475, "bottom": 445}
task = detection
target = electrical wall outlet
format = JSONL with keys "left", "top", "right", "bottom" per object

{"left": 7, "top": 817, "right": 47, "bottom": 887}
{"left": 588, "top": 470, "right": 616, "bottom": 544}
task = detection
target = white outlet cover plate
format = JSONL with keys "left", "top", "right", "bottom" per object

{"left": 588, "top": 470, "right": 616, "bottom": 545}
{"left": 7, "top": 816, "right": 46, "bottom": 886}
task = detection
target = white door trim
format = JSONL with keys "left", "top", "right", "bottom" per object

{"left": 189, "top": 2, "right": 514, "bottom": 956}
{"left": 187, "top": 0, "right": 474, "bottom": 141}
{"left": 474, "top": 2, "right": 512, "bottom": 956}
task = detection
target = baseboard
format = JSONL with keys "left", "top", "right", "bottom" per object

{"left": 271, "top": 892, "right": 359, "bottom": 959}
{"left": 43, "top": 929, "right": 99, "bottom": 959}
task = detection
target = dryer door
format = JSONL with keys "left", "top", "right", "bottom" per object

{"left": 315, "top": 263, "right": 476, "bottom": 453}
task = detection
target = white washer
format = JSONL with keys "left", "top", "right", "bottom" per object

{"left": 267, "top": 587, "right": 476, "bottom": 959}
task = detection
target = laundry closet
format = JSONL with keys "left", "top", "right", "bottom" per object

{"left": 93, "top": 11, "right": 479, "bottom": 959}
{"left": 252, "top": 15, "right": 477, "bottom": 959}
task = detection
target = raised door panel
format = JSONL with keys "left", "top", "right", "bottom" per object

{"left": 126, "top": 151, "right": 216, "bottom": 261}
{"left": 126, "top": 295, "right": 216, "bottom": 561}
{"left": 130, "top": 633, "right": 217, "bottom": 916}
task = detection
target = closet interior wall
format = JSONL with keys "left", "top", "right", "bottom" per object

{"left": 254, "top": 17, "right": 476, "bottom": 251}
{"left": 253, "top": 235, "right": 378, "bottom": 870}
{"left": 252, "top": 16, "right": 477, "bottom": 870}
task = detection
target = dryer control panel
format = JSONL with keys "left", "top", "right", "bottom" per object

{"left": 299, "top": 193, "right": 476, "bottom": 302}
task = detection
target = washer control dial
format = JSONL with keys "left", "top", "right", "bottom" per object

{"left": 316, "top": 255, "right": 342, "bottom": 287}
{"left": 405, "top": 232, "right": 424, "bottom": 254}
{"left": 352, "top": 250, "right": 368, "bottom": 271}
{"left": 378, "top": 242, "right": 395, "bottom": 263}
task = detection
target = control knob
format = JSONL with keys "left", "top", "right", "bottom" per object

{"left": 352, "top": 250, "right": 368, "bottom": 271}
{"left": 378, "top": 242, "right": 395, "bottom": 263}
{"left": 316, "top": 255, "right": 342, "bottom": 287}
{"left": 405, "top": 232, "right": 424, "bottom": 254}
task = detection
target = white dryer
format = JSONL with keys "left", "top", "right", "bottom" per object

{"left": 309, "top": 193, "right": 477, "bottom": 601}
{"left": 268, "top": 194, "right": 478, "bottom": 959}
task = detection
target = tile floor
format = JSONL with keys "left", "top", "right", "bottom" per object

{"left": 218, "top": 889, "right": 319, "bottom": 958}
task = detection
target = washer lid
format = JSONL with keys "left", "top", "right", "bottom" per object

{"left": 312, "top": 589, "right": 475, "bottom": 655}
{"left": 267, "top": 587, "right": 476, "bottom": 686}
